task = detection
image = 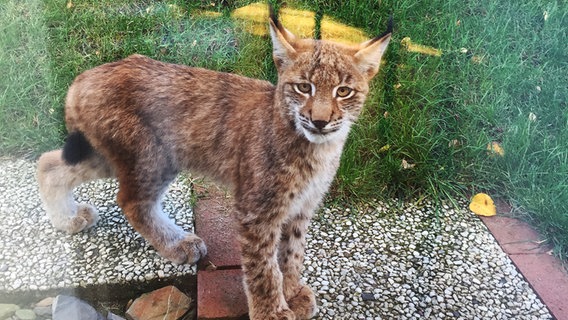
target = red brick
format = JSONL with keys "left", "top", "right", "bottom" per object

{"left": 194, "top": 185, "right": 242, "bottom": 269}
{"left": 481, "top": 212, "right": 568, "bottom": 320}
{"left": 482, "top": 216, "right": 547, "bottom": 255}
{"left": 197, "top": 269, "right": 248, "bottom": 320}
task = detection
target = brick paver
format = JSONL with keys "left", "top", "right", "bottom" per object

{"left": 194, "top": 184, "right": 241, "bottom": 270}
{"left": 481, "top": 201, "right": 568, "bottom": 320}
{"left": 197, "top": 269, "right": 248, "bottom": 320}
{"left": 194, "top": 183, "right": 248, "bottom": 319}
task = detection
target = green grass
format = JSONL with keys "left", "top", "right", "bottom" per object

{"left": 0, "top": 0, "right": 62, "bottom": 156}
{"left": 313, "top": 0, "right": 568, "bottom": 257}
{"left": 0, "top": 0, "right": 566, "bottom": 258}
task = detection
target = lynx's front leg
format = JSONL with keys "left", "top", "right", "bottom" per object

{"left": 116, "top": 170, "right": 207, "bottom": 265}
{"left": 278, "top": 213, "right": 317, "bottom": 319}
{"left": 237, "top": 211, "right": 296, "bottom": 320}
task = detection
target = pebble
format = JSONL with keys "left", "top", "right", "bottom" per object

{"left": 361, "top": 293, "right": 375, "bottom": 301}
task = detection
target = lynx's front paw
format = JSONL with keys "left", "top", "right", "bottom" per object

{"left": 287, "top": 285, "right": 317, "bottom": 319}
{"left": 251, "top": 308, "right": 297, "bottom": 320}
{"left": 160, "top": 234, "right": 207, "bottom": 265}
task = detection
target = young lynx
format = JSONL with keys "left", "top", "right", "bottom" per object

{"left": 37, "top": 7, "right": 391, "bottom": 319}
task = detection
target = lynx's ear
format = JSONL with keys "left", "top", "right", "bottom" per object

{"left": 268, "top": 6, "right": 297, "bottom": 69}
{"left": 354, "top": 17, "right": 393, "bottom": 79}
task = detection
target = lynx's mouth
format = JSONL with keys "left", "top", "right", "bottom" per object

{"left": 296, "top": 117, "right": 349, "bottom": 144}
{"left": 302, "top": 123, "right": 339, "bottom": 135}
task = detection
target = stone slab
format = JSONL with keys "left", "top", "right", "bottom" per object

{"left": 197, "top": 269, "right": 248, "bottom": 320}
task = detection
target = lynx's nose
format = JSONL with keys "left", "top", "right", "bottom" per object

{"left": 312, "top": 120, "right": 329, "bottom": 132}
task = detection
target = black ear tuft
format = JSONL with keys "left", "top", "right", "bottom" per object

{"left": 268, "top": 1, "right": 284, "bottom": 29}
{"left": 372, "top": 15, "right": 394, "bottom": 43}
{"left": 385, "top": 14, "right": 394, "bottom": 35}
{"left": 269, "top": 3, "right": 279, "bottom": 23}
{"left": 63, "top": 131, "right": 93, "bottom": 165}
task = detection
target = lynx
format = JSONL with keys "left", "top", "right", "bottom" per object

{"left": 37, "top": 7, "right": 391, "bottom": 319}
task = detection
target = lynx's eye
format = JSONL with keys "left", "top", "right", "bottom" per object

{"left": 336, "top": 86, "right": 353, "bottom": 98}
{"left": 295, "top": 83, "right": 312, "bottom": 95}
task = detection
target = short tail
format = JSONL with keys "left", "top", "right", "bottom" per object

{"left": 62, "top": 131, "right": 94, "bottom": 165}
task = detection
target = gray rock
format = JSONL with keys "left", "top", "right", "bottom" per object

{"left": 32, "top": 306, "right": 51, "bottom": 317}
{"left": 14, "top": 309, "right": 36, "bottom": 320}
{"left": 0, "top": 304, "right": 20, "bottom": 319}
{"left": 52, "top": 295, "right": 104, "bottom": 320}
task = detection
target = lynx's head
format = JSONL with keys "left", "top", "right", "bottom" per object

{"left": 269, "top": 10, "right": 391, "bottom": 144}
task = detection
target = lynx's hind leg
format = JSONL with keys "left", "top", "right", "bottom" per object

{"left": 37, "top": 149, "right": 113, "bottom": 234}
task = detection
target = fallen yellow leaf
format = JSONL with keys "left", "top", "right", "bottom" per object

{"left": 448, "top": 139, "right": 461, "bottom": 148}
{"left": 469, "top": 193, "right": 496, "bottom": 216}
{"left": 471, "top": 55, "right": 484, "bottom": 64}
{"left": 487, "top": 141, "right": 505, "bottom": 157}
{"left": 378, "top": 144, "right": 391, "bottom": 153}
{"left": 66, "top": 1, "right": 73, "bottom": 9}
{"left": 401, "top": 159, "right": 416, "bottom": 169}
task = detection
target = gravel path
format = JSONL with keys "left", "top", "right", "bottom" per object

{"left": 306, "top": 203, "right": 551, "bottom": 319}
{"left": 0, "top": 157, "right": 553, "bottom": 319}
{"left": 0, "top": 158, "right": 195, "bottom": 292}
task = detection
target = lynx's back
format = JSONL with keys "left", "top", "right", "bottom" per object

{"left": 64, "top": 54, "right": 277, "bottom": 185}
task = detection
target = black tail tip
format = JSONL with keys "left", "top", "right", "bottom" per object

{"left": 63, "top": 131, "right": 93, "bottom": 165}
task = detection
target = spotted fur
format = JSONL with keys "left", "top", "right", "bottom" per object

{"left": 37, "top": 10, "right": 391, "bottom": 320}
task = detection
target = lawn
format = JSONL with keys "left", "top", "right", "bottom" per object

{"left": 0, "top": 0, "right": 566, "bottom": 259}
{"left": 0, "top": 0, "right": 62, "bottom": 156}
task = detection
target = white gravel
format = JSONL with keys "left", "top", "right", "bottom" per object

{"left": 0, "top": 158, "right": 196, "bottom": 292}
{"left": 0, "top": 158, "right": 553, "bottom": 319}
{"left": 305, "top": 202, "right": 552, "bottom": 319}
